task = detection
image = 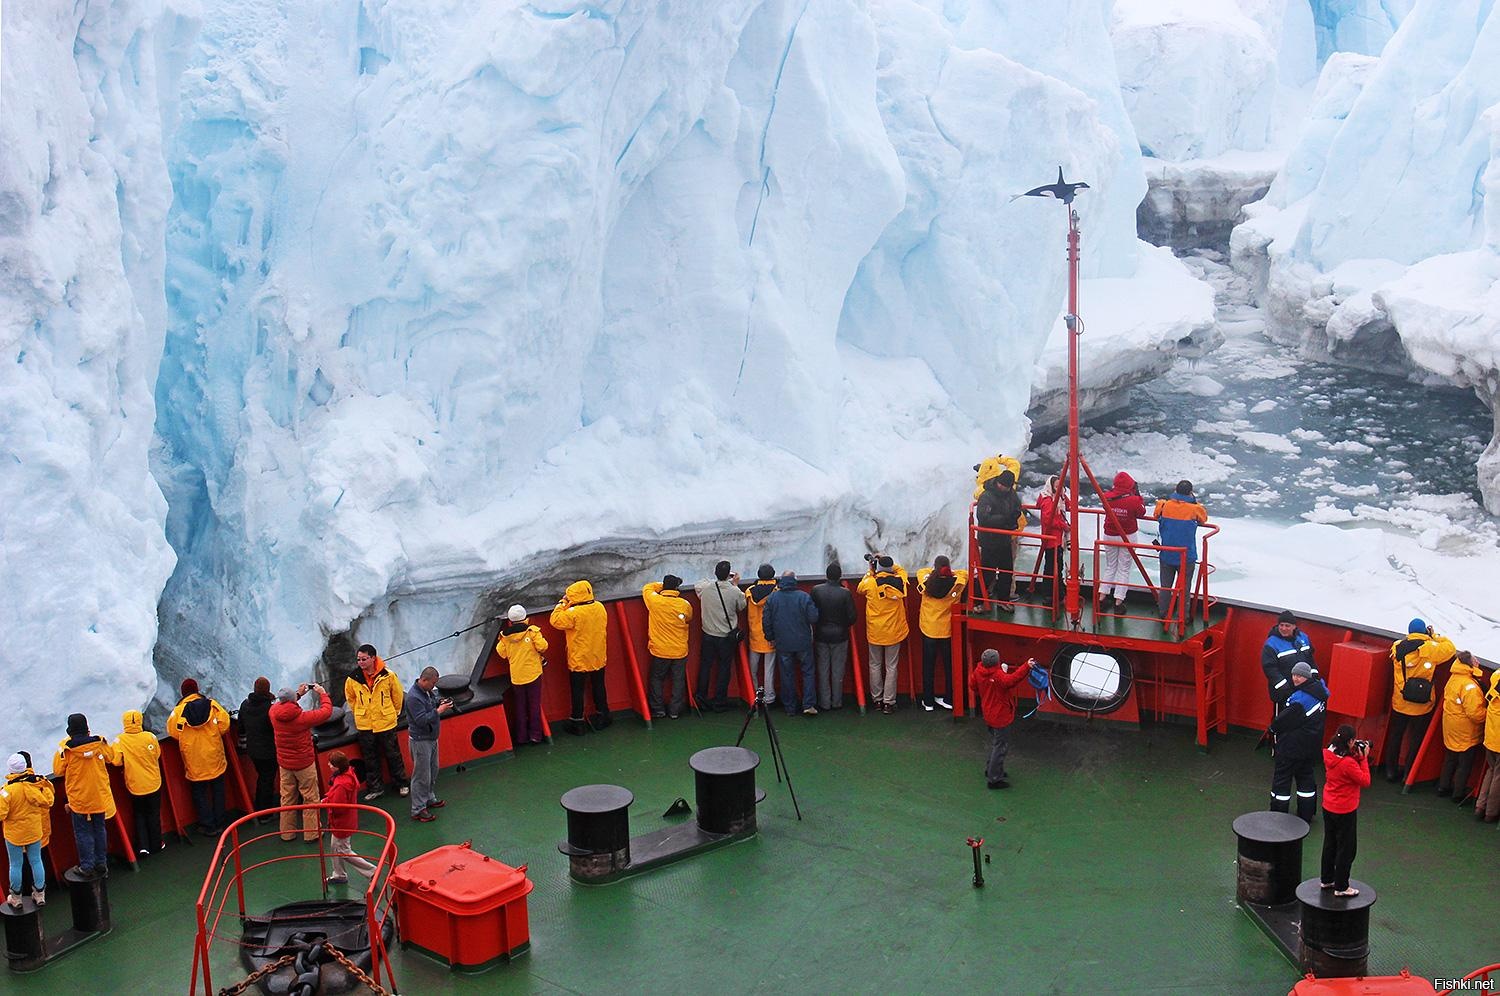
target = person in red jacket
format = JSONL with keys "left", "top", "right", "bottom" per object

{"left": 269, "top": 683, "right": 333, "bottom": 842}
{"left": 1025, "top": 475, "right": 1068, "bottom": 605}
{"left": 1321, "top": 725, "right": 1371, "bottom": 897}
{"left": 968, "top": 650, "right": 1035, "bottom": 789}
{"left": 1099, "top": 471, "right": 1146, "bottom": 613}
{"left": 323, "top": 752, "right": 376, "bottom": 885}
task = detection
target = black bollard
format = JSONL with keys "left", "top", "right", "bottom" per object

{"left": 689, "top": 747, "right": 760, "bottom": 835}
{"left": 64, "top": 866, "right": 110, "bottom": 934}
{"left": 1297, "top": 879, "right": 1376, "bottom": 977}
{"left": 1232, "top": 811, "right": 1308, "bottom": 906}
{"left": 1, "top": 899, "right": 47, "bottom": 972}
{"left": 558, "top": 784, "right": 633, "bottom": 881}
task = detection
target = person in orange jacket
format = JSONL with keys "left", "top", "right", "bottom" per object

{"left": 1437, "top": 650, "right": 1487, "bottom": 802}
{"left": 168, "top": 678, "right": 232, "bottom": 836}
{"left": 551, "top": 579, "right": 611, "bottom": 733}
{"left": 1382, "top": 619, "right": 1454, "bottom": 783}
{"left": 53, "top": 713, "right": 119, "bottom": 879}
{"left": 3, "top": 751, "right": 55, "bottom": 907}
{"left": 745, "top": 565, "right": 779, "bottom": 707}
{"left": 916, "top": 556, "right": 967, "bottom": 711}
{"left": 858, "top": 556, "right": 909, "bottom": 714}
{"left": 110, "top": 710, "right": 164, "bottom": 856}
{"left": 642, "top": 577, "right": 693, "bottom": 720}
{"left": 1474, "top": 669, "right": 1500, "bottom": 822}
{"left": 344, "top": 647, "right": 408, "bottom": 801}
{"left": 496, "top": 604, "right": 550, "bottom": 744}
{"left": 968, "top": 650, "right": 1034, "bottom": 789}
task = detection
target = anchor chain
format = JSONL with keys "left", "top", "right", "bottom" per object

{"left": 215, "top": 938, "right": 389, "bottom": 996}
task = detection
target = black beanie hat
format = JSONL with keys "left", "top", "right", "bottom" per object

{"left": 663, "top": 574, "right": 683, "bottom": 591}
{"left": 67, "top": 713, "right": 89, "bottom": 737}
{"left": 826, "top": 563, "right": 842, "bottom": 582}
{"left": 934, "top": 555, "right": 950, "bottom": 569}
{"left": 878, "top": 555, "right": 894, "bottom": 570}
{"left": 757, "top": 564, "right": 775, "bottom": 580}
{"left": 998, "top": 470, "right": 1016, "bottom": 487}
{"left": 1277, "top": 610, "right": 1296, "bottom": 624}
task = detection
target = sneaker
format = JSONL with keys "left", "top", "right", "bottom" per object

{"left": 94, "top": 864, "right": 109, "bottom": 879}
{"left": 362, "top": 788, "right": 385, "bottom": 801}
{"left": 935, "top": 697, "right": 951, "bottom": 710}
{"left": 412, "top": 810, "right": 437, "bottom": 823}
{"left": 921, "top": 701, "right": 934, "bottom": 712}
{"left": 651, "top": 711, "right": 666, "bottom": 720}
{"left": 5, "top": 893, "right": 21, "bottom": 910}
{"left": 138, "top": 848, "right": 151, "bottom": 858}
{"left": 324, "top": 874, "right": 349, "bottom": 885}
{"left": 427, "top": 798, "right": 447, "bottom": 809}
{"left": 398, "top": 786, "right": 410, "bottom": 797}
{"left": 803, "top": 707, "right": 818, "bottom": 716}
{"left": 989, "top": 778, "right": 1010, "bottom": 789}
{"left": 882, "top": 703, "right": 894, "bottom": 715}
{"left": 31, "top": 890, "right": 45, "bottom": 907}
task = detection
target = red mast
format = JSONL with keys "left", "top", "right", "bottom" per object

{"left": 1021, "top": 168, "right": 1089, "bottom": 628}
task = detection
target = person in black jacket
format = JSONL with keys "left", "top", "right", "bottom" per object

{"left": 1261, "top": 610, "right": 1317, "bottom": 710}
{"left": 238, "top": 677, "right": 277, "bottom": 823}
{"left": 1268, "top": 662, "right": 1329, "bottom": 823}
{"left": 976, "top": 470, "right": 1024, "bottom": 607}
{"left": 810, "top": 563, "right": 856, "bottom": 710}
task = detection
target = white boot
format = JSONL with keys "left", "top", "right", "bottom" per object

{"left": 31, "top": 890, "right": 45, "bottom": 906}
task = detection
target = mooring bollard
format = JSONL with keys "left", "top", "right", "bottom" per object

{"left": 1232, "top": 811, "right": 1308, "bottom": 906}
{"left": 0, "top": 898, "right": 46, "bottom": 972}
{"left": 64, "top": 866, "right": 110, "bottom": 934}
{"left": 1297, "top": 879, "right": 1376, "bottom": 978}
{"left": 690, "top": 747, "right": 760, "bottom": 835}
{"left": 558, "top": 784, "right": 633, "bottom": 882}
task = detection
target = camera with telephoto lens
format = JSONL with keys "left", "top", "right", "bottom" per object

{"left": 863, "top": 553, "right": 880, "bottom": 565}
{"left": 1353, "top": 739, "right": 1370, "bottom": 752}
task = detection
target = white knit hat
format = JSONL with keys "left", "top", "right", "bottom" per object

{"left": 7, "top": 753, "right": 26, "bottom": 775}
{"left": 507, "top": 604, "right": 527, "bottom": 623}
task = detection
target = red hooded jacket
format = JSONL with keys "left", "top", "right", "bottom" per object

{"left": 969, "top": 660, "right": 1033, "bottom": 728}
{"left": 1102, "top": 472, "right": 1146, "bottom": 537}
{"left": 269, "top": 689, "right": 333, "bottom": 771}
{"left": 1322, "top": 748, "right": 1371, "bottom": 815}
{"left": 325, "top": 767, "right": 363, "bottom": 836}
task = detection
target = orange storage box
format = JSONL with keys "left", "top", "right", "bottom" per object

{"left": 391, "top": 842, "right": 533, "bottom": 970}
{"left": 1326, "top": 642, "right": 1391, "bottom": 719}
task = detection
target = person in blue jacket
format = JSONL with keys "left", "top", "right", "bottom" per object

{"left": 1268, "top": 662, "right": 1330, "bottom": 823}
{"left": 1262, "top": 610, "right": 1317, "bottom": 710}
{"left": 763, "top": 572, "right": 820, "bottom": 717}
{"left": 1153, "top": 480, "right": 1209, "bottom": 617}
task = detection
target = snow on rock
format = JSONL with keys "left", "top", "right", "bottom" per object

{"left": 1138, "top": 153, "right": 1281, "bottom": 251}
{"left": 0, "top": 1, "right": 194, "bottom": 759}
{"left": 1029, "top": 244, "right": 1216, "bottom": 432}
{"left": 144, "top": 0, "right": 1173, "bottom": 706}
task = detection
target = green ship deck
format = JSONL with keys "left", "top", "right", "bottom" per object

{"left": 10, "top": 709, "right": 1494, "bottom": 994}
{"left": 967, "top": 594, "right": 1230, "bottom": 642}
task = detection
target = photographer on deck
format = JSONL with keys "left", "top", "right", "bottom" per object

{"left": 1321, "top": 725, "right": 1370, "bottom": 897}
{"left": 858, "top": 555, "right": 909, "bottom": 714}
{"left": 1382, "top": 618, "right": 1454, "bottom": 783}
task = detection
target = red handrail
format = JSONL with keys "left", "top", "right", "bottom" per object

{"left": 190, "top": 803, "right": 399, "bottom": 995}
{"left": 1438, "top": 964, "right": 1500, "bottom": 994}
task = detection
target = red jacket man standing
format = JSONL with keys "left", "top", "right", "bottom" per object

{"left": 969, "top": 650, "right": 1035, "bottom": 790}
{"left": 269, "top": 683, "right": 333, "bottom": 842}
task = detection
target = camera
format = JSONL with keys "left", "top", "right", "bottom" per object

{"left": 863, "top": 552, "right": 880, "bottom": 564}
{"left": 1353, "top": 739, "right": 1370, "bottom": 752}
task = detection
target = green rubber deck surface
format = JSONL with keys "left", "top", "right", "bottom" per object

{"left": 9, "top": 709, "right": 1494, "bottom": 994}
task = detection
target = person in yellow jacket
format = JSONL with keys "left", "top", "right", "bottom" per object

{"left": 53, "top": 713, "right": 118, "bottom": 879}
{"left": 551, "top": 580, "right": 611, "bottom": 734}
{"left": 345, "top": 645, "right": 408, "bottom": 801}
{"left": 916, "top": 556, "right": 968, "bottom": 711}
{"left": 746, "top": 565, "right": 779, "bottom": 706}
{"left": 1437, "top": 651, "right": 1487, "bottom": 803}
{"left": 111, "top": 710, "right": 164, "bottom": 856}
{"left": 168, "top": 678, "right": 232, "bottom": 836}
{"left": 1474, "top": 668, "right": 1500, "bottom": 822}
{"left": 3, "top": 751, "right": 55, "bottom": 907}
{"left": 858, "top": 556, "right": 909, "bottom": 714}
{"left": 1381, "top": 619, "right": 1455, "bottom": 782}
{"left": 497, "top": 604, "right": 550, "bottom": 745}
{"left": 973, "top": 455, "right": 1021, "bottom": 499}
{"left": 643, "top": 575, "right": 694, "bottom": 719}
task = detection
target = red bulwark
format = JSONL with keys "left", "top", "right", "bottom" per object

{"left": 391, "top": 843, "right": 534, "bottom": 969}
{"left": 1288, "top": 970, "right": 1438, "bottom": 994}
{"left": 1326, "top": 642, "right": 1392, "bottom": 719}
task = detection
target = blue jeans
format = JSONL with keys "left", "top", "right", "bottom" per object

{"left": 6, "top": 840, "right": 45, "bottom": 894}
{"left": 71, "top": 811, "right": 109, "bottom": 872}
{"left": 777, "top": 650, "right": 814, "bottom": 712}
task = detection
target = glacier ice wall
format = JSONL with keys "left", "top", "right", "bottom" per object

{"left": 0, "top": 1, "right": 193, "bottom": 758}
{"left": 1233, "top": 0, "right": 1500, "bottom": 510}
{"left": 145, "top": 0, "right": 1161, "bottom": 705}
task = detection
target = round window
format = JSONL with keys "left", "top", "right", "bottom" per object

{"left": 1050, "top": 644, "right": 1133, "bottom": 715}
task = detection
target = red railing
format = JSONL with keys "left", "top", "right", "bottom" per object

{"left": 1438, "top": 964, "right": 1500, "bottom": 994}
{"left": 189, "top": 803, "right": 399, "bottom": 995}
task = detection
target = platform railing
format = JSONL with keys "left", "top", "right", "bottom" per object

{"left": 189, "top": 803, "right": 399, "bottom": 995}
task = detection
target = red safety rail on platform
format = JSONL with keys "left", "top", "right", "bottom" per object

{"left": 189, "top": 803, "right": 399, "bottom": 995}
{"left": 1438, "top": 964, "right": 1500, "bottom": 994}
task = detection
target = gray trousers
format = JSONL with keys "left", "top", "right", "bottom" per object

{"left": 985, "top": 725, "right": 1011, "bottom": 783}
{"left": 750, "top": 651, "right": 778, "bottom": 703}
{"left": 648, "top": 656, "right": 686, "bottom": 717}
{"left": 868, "top": 643, "right": 901, "bottom": 706}
{"left": 409, "top": 738, "right": 439, "bottom": 815}
{"left": 815, "top": 641, "right": 848, "bottom": 710}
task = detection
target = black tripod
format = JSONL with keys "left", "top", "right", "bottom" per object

{"left": 735, "top": 685, "right": 802, "bottom": 821}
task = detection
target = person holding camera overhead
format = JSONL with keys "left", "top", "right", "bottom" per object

{"left": 406, "top": 667, "right": 454, "bottom": 823}
{"left": 1382, "top": 618, "right": 1454, "bottom": 783}
{"left": 269, "top": 681, "right": 333, "bottom": 840}
{"left": 1321, "top": 725, "right": 1371, "bottom": 897}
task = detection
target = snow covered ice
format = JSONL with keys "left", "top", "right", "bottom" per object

{"left": 3, "top": 0, "right": 1499, "bottom": 759}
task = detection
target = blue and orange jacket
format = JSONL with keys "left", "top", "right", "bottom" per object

{"left": 1154, "top": 490, "right": 1208, "bottom": 565}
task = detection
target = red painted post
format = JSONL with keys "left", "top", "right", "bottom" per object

{"left": 610, "top": 602, "right": 653, "bottom": 726}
